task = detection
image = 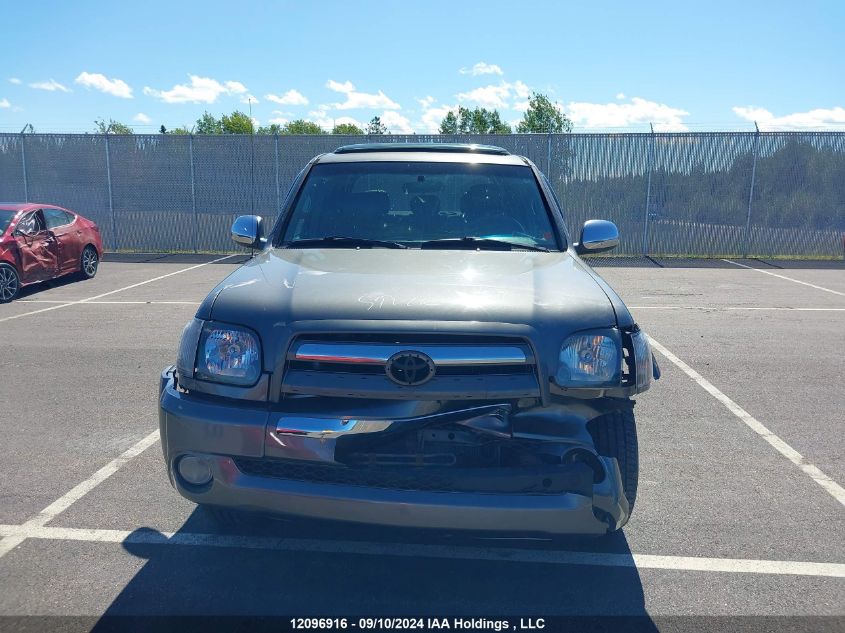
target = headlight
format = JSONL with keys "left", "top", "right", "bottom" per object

{"left": 555, "top": 330, "right": 621, "bottom": 388}
{"left": 630, "top": 328, "right": 652, "bottom": 391}
{"left": 194, "top": 321, "right": 262, "bottom": 386}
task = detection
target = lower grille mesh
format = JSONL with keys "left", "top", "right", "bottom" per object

{"left": 233, "top": 458, "right": 592, "bottom": 496}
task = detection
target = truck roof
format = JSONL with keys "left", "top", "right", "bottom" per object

{"left": 317, "top": 143, "right": 528, "bottom": 166}
{"left": 334, "top": 143, "right": 510, "bottom": 156}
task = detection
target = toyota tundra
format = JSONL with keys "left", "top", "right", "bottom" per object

{"left": 158, "top": 143, "right": 659, "bottom": 536}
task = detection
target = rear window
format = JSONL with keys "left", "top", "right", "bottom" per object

{"left": 44, "top": 208, "right": 74, "bottom": 229}
{"left": 279, "top": 161, "right": 560, "bottom": 249}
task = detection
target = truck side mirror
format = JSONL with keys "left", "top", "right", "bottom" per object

{"left": 575, "top": 220, "right": 619, "bottom": 255}
{"left": 231, "top": 215, "right": 265, "bottom": 249}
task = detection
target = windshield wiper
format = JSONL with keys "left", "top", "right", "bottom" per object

{"left": 282, "top": 236, "right": 407, "bottom": 249}
{"left": 419, "top": 237, "right": 549, "bottom": 252}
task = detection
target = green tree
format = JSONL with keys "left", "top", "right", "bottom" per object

{"left": 195, "top": 111, "right": 223, "bottom": 134}
{"left": 159, "top": 125, "right": 167, "bottom": 134}
{"left": 257, "top": 123, "right": 283, "bottom": 135}
{"left": 439, "top": 111, "right": 458, "bottom": 134}
{"left": 282, "top": 119, "right": 325, "bottom": 134}
{"left": 440, "top": 107, "right": 511, "bottom": 134}
{"left": 366, "top": 116, "right": 388, "bottom": 135}
{"left": 221, "top": 110, "right": 254, "bottom": 134}
{"left": 332, "top": 122, "right": 364, "bottom": 135}
{"left": 94, "top": 118, "right": 133, "bottom": 134}
{"left": 168, "top": 126, "right": 191, "bottom": 135}
{"left": 516, "top": 93, "right": 572, "bottom": 133}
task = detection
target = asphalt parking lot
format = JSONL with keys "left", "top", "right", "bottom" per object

{"left": 0, "top": 254, "right": 843, "bottom": 629}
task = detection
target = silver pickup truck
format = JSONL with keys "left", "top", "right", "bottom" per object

{"left": 158, "top": 143, "right": 658, "bottom": 536}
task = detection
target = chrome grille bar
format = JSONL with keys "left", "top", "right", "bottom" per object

{"left": 292, "top": 342, "right": 530, "bottom": 366}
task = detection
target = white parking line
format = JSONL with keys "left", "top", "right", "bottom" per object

{"left": 0, "top": 524, "right": 842, "bottom": 578}
{"left": 648, "top": 336, "right": 845, "bottom": 508}
{"left": 0, "top": 254, "right": 237, "bottom": 323}
{"left": 722, "top": 259, "right": 845, "bottom": 297}
{"left": 0, "top": 430, "right": 160, "bottom": 559}
{"left": 630, "top": 306, "right": 845, "bottom": 311}
{"left": 17, "top": 300, "right": 202, "bottom": 305}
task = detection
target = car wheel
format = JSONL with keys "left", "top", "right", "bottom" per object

{"left": 0, "top": 263, "right": 21, "bottom": 303}
{"left": 587, "top": 408, "right": 639, "bottom": 518}
{"left": 79, "top": 246, "right": 99, "bottom": 280}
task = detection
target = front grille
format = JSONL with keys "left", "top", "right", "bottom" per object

{"left": 288, "top": 360, "right": 534, "bottom": 376}
{"left": 234, "top": 458, "right": 592, "bottom": 496}
{"left": 281, "top": 334, "right": 541, "bottom": 400}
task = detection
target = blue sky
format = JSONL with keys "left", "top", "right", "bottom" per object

{"left": 2, "top": 0, "right": 844, "bottom": 133}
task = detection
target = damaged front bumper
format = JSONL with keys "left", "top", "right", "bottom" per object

{"left": 159, "top": 367, "right": 631, "bottom": 536}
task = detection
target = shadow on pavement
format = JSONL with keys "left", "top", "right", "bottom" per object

{"left": 15, "top": 272, "right": 94, "bottom": 299}
{"left": 90, "top": 509, "right": 657, "bottom": 629}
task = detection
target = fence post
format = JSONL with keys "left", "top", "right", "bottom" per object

{"left": 189, "top": 134, "right": 198, "bottom": 253}
{"left": 547, "top": 131, "right": 553, "bottom": 181}
{"left": 274, "top": 133, "right": 281, "bottom": 216}
{"left": 642, "top": 124, "right": 655, "bottom": 255}
{"left": 743, "top": 123, "right": 760, "bottom": 257}
{"left": 104, "top": 133, "right": 118, "bottom": 251}
{"left": 20, "top": 133, "right": 28, "bottom": 202}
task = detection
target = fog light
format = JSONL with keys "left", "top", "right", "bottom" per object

{"left": 178, "top": 455, "right": 212, "bottom": 486}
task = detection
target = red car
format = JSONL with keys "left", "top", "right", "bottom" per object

{"left": 0, "top": 203, "right": 103, "bottom": 303}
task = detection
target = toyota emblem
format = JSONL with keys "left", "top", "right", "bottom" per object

{"left": 385, "top": 351, "right": 436, "bottom": 386}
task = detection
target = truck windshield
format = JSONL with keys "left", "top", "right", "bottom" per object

{"left": 279, "top": 161, "right": 561, "bottom": 250}
{"left": 0, "top": 210, "right": 16, "bottom": 235}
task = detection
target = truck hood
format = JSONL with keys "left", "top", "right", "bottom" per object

{"left": 202, "top": 248, "right": 618, "bottom": 368}
{"left": 208, "top": 248, "right": 614, "bottom": 325}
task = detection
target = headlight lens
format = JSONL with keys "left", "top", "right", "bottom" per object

{"left": 195, "top": 322, "right": 262, "bottom": 386}
{"left": 630, "top": 329, "right": 652, "bottom": 391}
{"left": 556, "top": 330, "right": 621, "bottom": 387}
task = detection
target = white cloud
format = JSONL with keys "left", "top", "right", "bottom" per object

{"left": 333, "top": 116, "right": 364, "bottom": 130}
{"left": 143, "top": 75, "right": 248, "bottom": 104}
{"left": 0, "top": 98, "right": 10, "bottom": 108}
{"left": 29, "top": 79, "right": 70, "bottom": 92}
{"left": 265, "top": 89, "right": 309, "bottom": 106}
{"left": 8, "top": 78, "right": 22, "bottom": 85}
{"left": 616, "top": 92, "right": 626, "bottom": 100}
{"left": 733, "top": 105, "right": 845, "bottom": 130}
{"left": 325, "top": 79, "right": 400, "bottom": 110}
{"left": 413, "top": 98, "right": 468, "bottom": 133}
{"left": 132, "top": 112, "right": 152, "bottom": 124}
{"left": 456, "top": 80, "right": 532, "bottom": 110}
{"left": 565, "top": 96, "right": 690, "bottom": 131}
{"left": 307, "top": 107, "right": 363, "bottom": 130}
{"left": 456, "top": 83, "right": 511, "bottom": 109}
{"left": 459, "top": 62, "right": 504, "bottom": 76}
{"left": 268, "top": 115, "right": 290, "bottom": 126}
{"left": 420, "top": 103, "right": 456, "bottom": 132}
{"left": 74, "top": 72, "right": 133, "bottom": 98}
{"left": 240, "top": 93, "right": 259, "bottom": 105}
{"left": 378, "top": 111, "right": 414, "bottom": 133}
{"left": 511, "top": 81, "right": 530, "bottom": 99}
{"left": 417, "top": 95, "right": 435, "bottom": 109}
{"left": 308, "top": 107, "right": 330, "bottom": 128}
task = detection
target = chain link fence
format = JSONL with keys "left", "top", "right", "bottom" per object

{"left": 1, "top": 132, "right": 843, "bottom": 257}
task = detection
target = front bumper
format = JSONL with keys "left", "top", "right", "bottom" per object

{"left": 159, "top": 367, "right": 630, "bottom": 536}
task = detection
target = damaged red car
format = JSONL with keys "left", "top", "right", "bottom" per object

{"left": 0, "top": 203, "right": 103, "bottom": 303}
